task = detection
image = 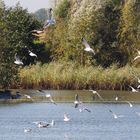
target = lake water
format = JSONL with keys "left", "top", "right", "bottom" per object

{"left": 0, "top": 90, "right": 140, "bottom": 140}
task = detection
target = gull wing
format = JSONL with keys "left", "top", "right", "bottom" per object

{"left": 15, "top": 53, "right": 22, "bottom": 62}
{"left": 64, "top": 113, "right": 68, "bottom": 119}
{"left": 82, "top": 38, "right": 91, "bottom": 49}
{"left": 84, "top": 108, "right": 91, "bottom": 112}
{"left": 15, "top": 53, "right": 19, "bottom": 60}
{"left": 128, "top": 85, "right": 137, "bottom": 92}
{"left": 50, "top": 97, "right": 57, "bottom": 105}
{"left": 134, "top": 55, "right": 140, "bottom": 61}
{"left": 43, "top": 8, "right": 55, "bottom": 28}
{"left": 75, "top": 103, "right": 79, "bottom": 108}
{"left": 126, "top": 101, "right": 133, "bottom": 107}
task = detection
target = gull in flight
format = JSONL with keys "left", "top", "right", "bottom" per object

{"left": 29, "top": 50, "right": 37, "bottom": 57}
{"left": 126, "top": 101, "right": 133, "bottom": 108}
{"left": 115, "top": 95, "right": 122, "bottom": 101}
{"left": 81, "top": 38, "right": 95, "bottom": 55}
{"left": 24, "top": 94, "right": 31, "bottom": 99}
{"left": 115, "top": 96, "right": 119, "bottom": 101}
{"left": 79, "top": 107, "right": 91, "bottom": 113}
{"left": 74, "top": 94, "right": 82, "bottom": 108}
{"left": 89, "top": 90, "right": 103, "bottom": 100}
{"left": 24, "top": 128, "right": 32, "bottom": 133}
{"left": 136, "top": 77, "right": 140, "bottom": 89}
{"left": 14, "top": 53, "right": 23, "bottom": 65}
{"left": 109, "top": 110, "right": 124, "bottom": 119}
{"left": 137, "top": 85, "right": 140, "bottom": 89}
{"left": 134, "top": 49, "right": 140, "bottom": 61}
{"left": 64, "top": 112, "right": 70, "bottom": 122}
{"left": 129, "top": 85, "right": 138, "bottom": 92}
{"left": 43, "top": 8, "right": 56, "bottom": 29}
{"left": 46, "top": 94, "right": 57, "bottom": 105}
{"left": 137, "top": 77, "right": 140, "bottom": 84}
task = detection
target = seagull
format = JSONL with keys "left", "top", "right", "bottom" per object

{"left": 64, "top": 112, "right": 70, "bottom": 122}
{"left": 38, "top": 122, "right": 50, "bottom": 128}
{"left": 74, "top": 94, "right": 82, "bottom": 108}
{"left": 126, "top": 101, "right": 133, "bottom": 108}
{"left": 46, "top": 94, "right": 57, "bottom": 105}
{"left": 134, "top": 49, "right": 140, "bottom": 61}
{"left": 43, "top": 8, "right": 56, "bottom": 29}
{"left": 129, "top": 85, "right": 138, "bottom": 92}
{"left": 24, "top": 94, "right": 31, "bottom": 99}
{"left": 137, "top": 85, "right": 140, "bottom": 89}
{"left": 24, "top": 94, "right": 34, "bottom": 101}
{"left": 89, "top": 90, "right": 103, "bottom": 100}
{"left": 29, "top": 50, "right": 37, "bottom": 57}
{"left": 24, "top": 128, "right": 32, "bottom": 133}
{"left": 115, "top": 96, "right": 119, "bottom": 101}
{"left": 14, "top": 53, "right": 23, "bottom": 65}
{"left": 109, "top": 110, "right": 124, "bottom": 119}
{"left": 81, "top": 38, "right": 95, "bottom": 55}
{"left": 38, "top": 120, "right": 55, "bottom": 128}
{"left": 109, "top": 109, "right": 118, "bottom": 119}
{"left": 137, "top": 77, "right": 140, "bottom": 84}
{"left": 79, "top": 107, "right": 91, "bottom": 113}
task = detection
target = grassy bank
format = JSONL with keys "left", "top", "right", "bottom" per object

{"left": 17, "top": 62, "right": 140, "bottom": 90}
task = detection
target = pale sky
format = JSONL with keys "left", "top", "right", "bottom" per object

{"left": 4, "top": 0, "right": 56, "bottom": 12}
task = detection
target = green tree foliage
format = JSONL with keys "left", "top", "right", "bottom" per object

{"left": 0, "top": 2, "right": 18, "bottom": 88}
{"left": 92, "top": 0, "right": 123, "bottom": 67}
{"left": 0, "top": 2, "right": 47, "bottom": 88}
{"left": 118, "top": 0, "right": 140, "bottom": 64}
{"left": 43, "top": 0, "right": 140, "bottom": 67}
{"left": 44, "top": 0, "right": 124, "bottom": 67}
{"left": 55, "top": 0, "right": 71, "bottom": 19}
{"left": 4, "top": 3, "right": 45, "bottom": 65}
{"left": 43, "top": 0, "right": 71, "bottom": 62}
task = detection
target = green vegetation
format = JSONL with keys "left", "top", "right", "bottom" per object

{"left": 1, "top": 0, "right": 140, "bottom": 90}
{"left": 19, "top": 62, "right": 138, "bottom": 90}
{"left": 0, "top": 2, "right": 48, "bottom": 88}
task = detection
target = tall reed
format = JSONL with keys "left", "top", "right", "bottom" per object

{"left": 19, "top": 62, "right": 140, "bottom": 90}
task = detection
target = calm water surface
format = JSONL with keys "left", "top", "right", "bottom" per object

{"left": 0, "top": 90, "right": 140, "bottom": 140}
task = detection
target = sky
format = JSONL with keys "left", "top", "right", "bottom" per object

{"left": 4, "top": 0, "right": 56, "bottom": 13}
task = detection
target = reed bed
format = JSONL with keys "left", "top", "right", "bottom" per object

{"left": 19, "top": 62, "right": 140, "bottom": 90}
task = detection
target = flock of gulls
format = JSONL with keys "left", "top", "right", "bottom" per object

{"left": 22, "top": 87, "right": 140, "bottom": 133}
{"left": 11, "top": 6, "right": 140, "bottom": 134}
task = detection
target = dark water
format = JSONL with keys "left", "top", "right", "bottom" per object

{"left": 0, "top": 90, "right": 140, "bottom": 140}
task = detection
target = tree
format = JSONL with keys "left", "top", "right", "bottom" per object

{"left": 118, "top": 0, "right": 140, "bottom": 65}
{"left": 4, "top": 3, "right": 43, "bottom": 65}
{"left": 0, "top": 2, "right": 18, "bottom": 89}
{"left": 0, "top": 2, "right": 47, "bottom": 88}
